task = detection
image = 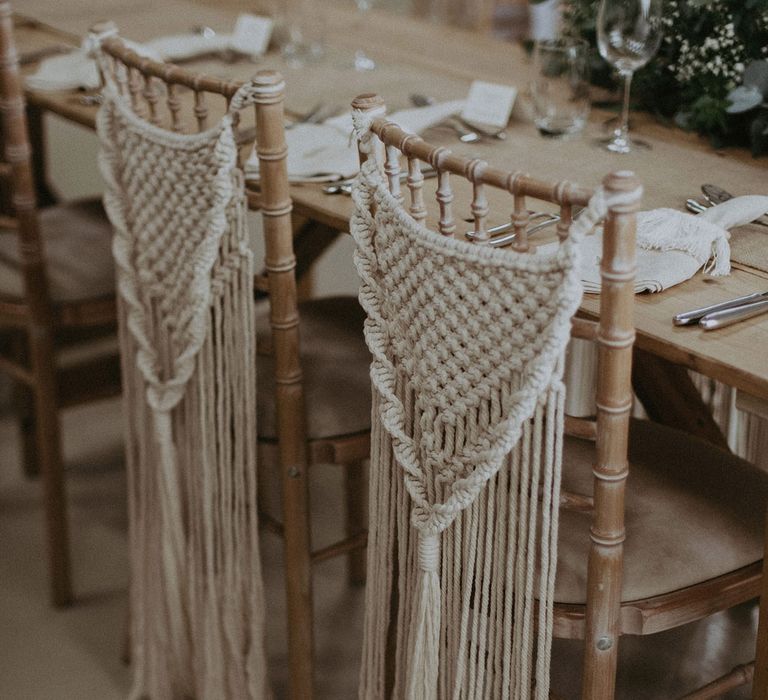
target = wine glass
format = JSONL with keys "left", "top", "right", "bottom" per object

{"left": 353, "top": 0, "right": 375, "bottom": 71}
{"left": 597, "top": 0, "right": 663, "bottom": 153}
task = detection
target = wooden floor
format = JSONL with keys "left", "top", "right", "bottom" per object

{"left": 0, "top": 397, "right": 756, "bottom": 698}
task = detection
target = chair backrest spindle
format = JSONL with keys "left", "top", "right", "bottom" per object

{"left": 467, "top": 158, "right": 489, "bottom": 243}
{"left": 384, "top": 142, "right": 403, "bottom": 203}
{"left": 434, "top": 148, "right": 455, "bottom": 236}
{"left": 166, "top": 82, "right": 182, "bottom": 132}
{"left": 406, "top": 156, "right": 427, "bottom": 224}
{"left": 142, "top": 74, "right": 160, "bottom": 126}
{"left": 194, "top": 90, "right": 208, "bottom": 131}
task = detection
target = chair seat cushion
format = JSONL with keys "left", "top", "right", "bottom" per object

{"left": 0, "top": 198, "right": 114, "bottom": 303}
{"left": 256, "top": 296, "right": 372, "bottom": 441}
{"left": 556, "top": 419, "right": 768, "bottom": 604}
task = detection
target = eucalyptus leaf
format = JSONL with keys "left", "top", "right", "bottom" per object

{"left": 727, "top": 85, "right": 764, "bottom": 113}
{"left": 743, "top": 60, "right": 768, "bottom": 95}
{"left": 674, "top": 110, "right": 692, "bottom": 129}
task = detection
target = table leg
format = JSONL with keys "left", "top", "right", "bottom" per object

{"left": 755, "top": 513, "right": 768, "bottom": 698}
{"left": 631, "top": 348, "right": 730, "bottom": 450}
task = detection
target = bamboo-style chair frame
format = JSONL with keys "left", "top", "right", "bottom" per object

{"left": 0, "top": 1, "right": 120, "bottom": 608}
{"left": 352, "top": 92, "right": 759, "bottom": 699}
{"left": 95, "top": 28, "right": 370, "bottom": 700}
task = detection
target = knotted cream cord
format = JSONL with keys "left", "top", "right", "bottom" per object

{"left": 96, "top": 55, "right": 268, "bottom": 700}
{"left": 352, "top": 110, "right": 639, "bottom": 700}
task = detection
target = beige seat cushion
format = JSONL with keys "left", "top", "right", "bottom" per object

{"left": 256, "top": 296, "right": 372, "bottom": 441}
{"left": 0, "top": 198, "right": 114, "bottom": 303}
{"left": 556, "top": 419, "right": 768, "bottom": 604}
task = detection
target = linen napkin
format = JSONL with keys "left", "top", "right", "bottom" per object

{"left": 25, "top": 38, "right": 160, "bottom": 92}
{"left": 244, "top": 100, "right": 465, "bottom": 182}
{"left": 25, "top": 15, "right": 272, "bottom": 92}
{"left": 538, "top": 195, "right": 768, "bottom": 294}
{"left": 144, "top": 33, "right": 234, "bottom": 62}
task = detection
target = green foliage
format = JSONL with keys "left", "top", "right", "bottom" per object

{"left": 561, "top": 0, "right": 768, "bottom": 155}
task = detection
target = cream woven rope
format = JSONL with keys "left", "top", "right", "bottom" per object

{"left": 96, "top": 63, "right": 268, "bottom": 699}
{"left": 351, "top": 111, "right": 631, "bottom": 699}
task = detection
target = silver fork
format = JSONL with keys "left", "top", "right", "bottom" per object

{"left": 465, "top": 208, "right": 584, "bottom": 248}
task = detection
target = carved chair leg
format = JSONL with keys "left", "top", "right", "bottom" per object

{"left": 16, "top": 388, "right": 39, "bottom": 478}
{"left": 282, "top": 459, "right": 314, "bottom": 699}
{"left": 121, "top": 603, "right": 131, "bottom": 666}
{"left": 7, "top": 332, "right": 39, "bottom": 477}
{"left": 32, "top": 361, "right": 71, "bottom": 606}
{"left": 344, "top": 459, "right": 367, "bottom": 586}
{"left": 631, "top": 348, "right": 729, "bottom": 450}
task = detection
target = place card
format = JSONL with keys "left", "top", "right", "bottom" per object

{"left": 230, "top": 14, "right": 274, "bottom": 57}
{"left": 461, "top": 80, "right": 518, "bottom": 129}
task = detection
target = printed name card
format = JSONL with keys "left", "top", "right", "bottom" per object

{"left": 231, "top": 14, "right": 274, "bottom": 56}
{"left": 460, "top": 80, "right": 518, "bottom": 129}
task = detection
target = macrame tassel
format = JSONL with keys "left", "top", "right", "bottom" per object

{"left": 152, "top": 408, "right": 189, "bottom": 681}
{"left": 406, "top": 533, "right": 442, "bottom": 700}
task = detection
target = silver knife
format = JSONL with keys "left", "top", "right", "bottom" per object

{"left": 673, "top": 291, "right": 768, "bottom": 326}
{"left": 699, "top": 298, "right": 768, "bottom": 330}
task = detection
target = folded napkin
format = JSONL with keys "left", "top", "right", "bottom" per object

{"left": 539, "top": 195, "right": 768, "bottom": 293}
{"left": 244, "top": 100, "right": 465, "bottom": 182}
{"left": 25, "top": 16, "right": 271, "bottom": 92}
{"left": 25, "top": 38, "right": 161, "bottom": 92}
{"left": 144, "top": 33, "right": 234, "bottom": 62}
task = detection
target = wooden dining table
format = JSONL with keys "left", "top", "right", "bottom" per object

{"left": 15, "top": 0, "right": 768, "bottom": 694}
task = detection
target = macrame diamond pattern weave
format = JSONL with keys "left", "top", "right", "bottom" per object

{"left": 97, "top": 75, "right": 268, "bottom": 700}
{"left": 350, "top": 110, "right": 624, "bottom": 700}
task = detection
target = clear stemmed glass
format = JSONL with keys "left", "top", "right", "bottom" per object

{"left": 353, "top": 0, "right": 375, "bottom": 71}
{"left": 597, "top": 0, "right": 663, "bottom": 153}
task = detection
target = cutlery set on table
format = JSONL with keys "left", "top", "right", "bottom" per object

{"left": 675, "top": 183, "right": 768, "bottom": 330}
{"left": 674, "top": 292, "right": 768, "bottom": 331}
{"left": 687, "top": 183, "right": 768, "bottom": 227}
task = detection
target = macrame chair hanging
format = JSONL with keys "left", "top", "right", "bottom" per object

{"left": 92, "top": 32, "right": 269, "bottom": 700}
{"left": 350, "top": 98, "right": 641, "bottom": 700}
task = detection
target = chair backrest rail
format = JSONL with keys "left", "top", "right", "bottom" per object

{"left": 99, "top": 35, "right": 242, "bottom": 98}
{"left": 370, "top": 117, "right": 593, "bottom": 207}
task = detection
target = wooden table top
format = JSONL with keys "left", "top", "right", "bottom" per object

{"left": 16, "top": 0, "right": 768, "bottom": 401}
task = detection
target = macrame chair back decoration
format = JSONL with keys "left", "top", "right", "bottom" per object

{"left": 350, "top": 94, "right": 641, "bottom": 699}
{"left": 91, "top": 25, "right": 273, "bottom": 699}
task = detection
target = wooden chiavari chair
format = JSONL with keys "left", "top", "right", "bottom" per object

{"left": 352, "top": 93, "right": 767, "bottom": 699}
{"left": 95, "top": 28, "right": 371, "bottom": 699}
{"left": 0, "top": 1, "right": 119, "bottom": 607}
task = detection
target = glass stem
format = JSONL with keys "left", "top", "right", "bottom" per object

{"left": 617, "top": 70, "right": 633, "bottom": 142}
